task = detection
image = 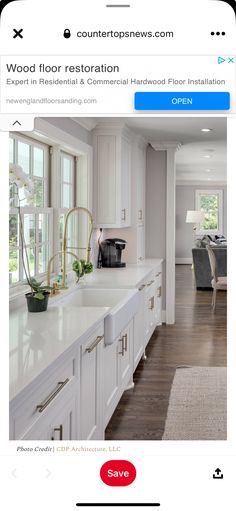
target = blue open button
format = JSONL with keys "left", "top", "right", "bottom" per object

{"left": 134, "top": 92, "right": 230, "bottom": 110}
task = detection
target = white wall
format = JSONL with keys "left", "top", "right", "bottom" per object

{"left": 175, "top": 184, "right": 227, "bottom": 261}
{"left": 43, "top": 117, "right": 93, "bottom": 146}
{"left": 145, "top": 145, "right": 167, "bottom": 307}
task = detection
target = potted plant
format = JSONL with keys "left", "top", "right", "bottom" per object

{"left": 9, "top": 163, "right": 52, "bottom": 312}
{"left": 72, "top": 259, "right": 93, "bottom": 282}
{"left": 25, "top": 277, "right": 51, "bottom": 313}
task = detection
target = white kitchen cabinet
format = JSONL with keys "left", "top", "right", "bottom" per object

{"left": 10, "top": 346, "right": 79, "bottom": 440}
{"left": 137, "top": 225, "right": 145, "bottom": 262}
{"left": 104, "top": 319, "right": 133, "bottom": 427}
{"left": 22, "top": 390, "right": 77, "bottom": 440}
{"left": 93, "top": 126, "right": 131, "bottom": 228}
{"left": 154, "top": 270, "right": 162, "bottom": 326}
{"left": 119, "top": 320, "right": 133, "bottom": 389}
{"left": 144, "top": 277, "right": 156, "bottom": 345}
{"left": 103, "top": 337, "right": 120, "bottom": 427}
{"left": 133, "top": 282, "right": 145, "bottom": 370}
{"left": 133, "top": 263, "right": 163, "bottom": 370}
{"left": 80, "top": 323, "right": 105, "bottom": 440}
{"left": 136, "top": 141, "right": 146, "bottom": 227}
{"left": 10, "top": 260, "right": 163, "bottom": 441}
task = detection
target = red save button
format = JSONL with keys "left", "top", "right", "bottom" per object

{"left": 100, "top": 460, "right": 136, "bottom": 486}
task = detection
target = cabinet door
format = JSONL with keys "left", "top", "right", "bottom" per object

{"left": 154, "top": 271, "right": 162, "bottom": 326}
{"left": 22, "top": 391, "right": 77, "bottom": 441}
{"left": 94, "top": 132, "right": 131, "bottom": 228}
{"left": 137, "top": 146, "right": 145, "bottom": 226}
{"left": 104, "top": 339, "right": 120, "bottom": 428}
{"left": 119, "top": 321, "right": 133, "bottom": 389}
{"left": 96, "top": 135, "right": 117, "bottom": 226}
{"left": 137, "top": 225, "right": 145, "bottom": 262}
{"left": 133, "top": 286, "right": 145, "bottom": 370}
{"left": 144, "top": 279, "right": 156, "bottom": 345}
{"left": 104, "top": 320, "right": 133, "bottom": 427}
{"left": 80, "top": 327, "right": 104, "bottom": 440}
{"left": 120, "top": 137, "right": 131, "bottom": 226}
{"left": 49, "top": 393, "right": 77, "bottom": 441}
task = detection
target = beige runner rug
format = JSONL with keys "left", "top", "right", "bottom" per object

{"left": 162, "top": 366, "right": 227, "bottom": 440}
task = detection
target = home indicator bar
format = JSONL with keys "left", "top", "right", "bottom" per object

{"left": 76, "top": 505, "right": 161, "bottom": 508}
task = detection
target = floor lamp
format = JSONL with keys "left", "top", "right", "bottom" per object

{"left": 186, "top": 210, "right": 205, "bottom": 268}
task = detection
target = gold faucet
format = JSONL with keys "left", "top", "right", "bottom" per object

{"left": 47, "top": 207, "right": 94, "bottom": 290}
{"left": 47, "top": 251, "right": 82, "bottom": 290}
{"left": 62, "top": 207, "right": 93, "bottom": 288}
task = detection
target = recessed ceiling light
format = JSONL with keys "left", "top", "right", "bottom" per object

{"left": 203, "top": 155, "right": 211, "bottom": 158}
{"left": 205, "top": 169, "right": 211, "bottom": 172}
{"left": 201, "top": 128, "right": 213, "bottom": 132}
{"left": 207, "top": 177, "right": 212, "bottom": 181}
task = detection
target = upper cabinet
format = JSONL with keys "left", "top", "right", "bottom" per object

{"left": 93, "top": 124, "right": 131, "bottom": 228}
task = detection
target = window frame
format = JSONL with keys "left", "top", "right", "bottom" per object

{"left": 195, "top": 189, "right": 223, "bottom": 235}
{"left": 9, "top": 119, "right": 93, "bottom": 298}
{"left": 9, "top": 134, "right": 52, "bottom": 289}
{"left": 9, "top": 133, "right": 49, "bottom": 208}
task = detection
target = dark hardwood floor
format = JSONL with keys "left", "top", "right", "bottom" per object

{"left": 105, "top": 265, "right": 227, "bottom": 440}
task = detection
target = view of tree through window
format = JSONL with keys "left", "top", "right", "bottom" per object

{"left": 196, "top": 189, "right": 223, "bottom": 234}
{"left": 200, "top": 194, "right": 219, "bottom": 231}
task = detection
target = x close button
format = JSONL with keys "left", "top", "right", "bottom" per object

{"left": 13, "top": 29, "right": 23, "bottom": 39}
{"left": 100, "top": 460, "right": 136, "bottom": 486}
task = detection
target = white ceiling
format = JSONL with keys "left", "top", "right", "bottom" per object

{"left": 74, "top": 117, "right": 227, "bottom": 183}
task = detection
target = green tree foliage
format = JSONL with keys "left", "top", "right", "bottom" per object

{"left": 200, "top": 194, "right": 218, "bottom": 231}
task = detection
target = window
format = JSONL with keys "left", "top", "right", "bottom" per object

{"left": 195, "top": 189, "right": 223, "bottom": 235}
{"left": 59, "top": 153, "right": 76, "bottom": 268}
{"left": 9, "top": 130, "right": 89, "bottom": 291}
{"left": 9, "top": 135, "right": 52, "bottom": 286}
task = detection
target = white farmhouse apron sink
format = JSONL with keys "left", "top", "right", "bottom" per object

{"left": 54, "top": 287, "right": 139, "bottom": 345}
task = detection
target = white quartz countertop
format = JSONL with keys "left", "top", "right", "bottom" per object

{"left": 82, "top": 259, "right": 163, "bottom": 288}
{"left": 9, "top": 258, "right": 163, "bottom": 402}
{"left": 9, "top": 305, "right": 109, "bottom": 402}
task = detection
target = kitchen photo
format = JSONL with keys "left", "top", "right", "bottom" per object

{"left": 9, "top": 117, "right": 227, "bottom": 441}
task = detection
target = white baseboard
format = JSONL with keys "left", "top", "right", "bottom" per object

{"left": 175, "top": 258, "right": 192, "bottom": 264}
{"left": 161, "top": 310, "right": 166, "bottom": 323}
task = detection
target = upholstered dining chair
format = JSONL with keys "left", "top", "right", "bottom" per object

{"left": 206, "top": 245, "right": 227, "bottom": 311}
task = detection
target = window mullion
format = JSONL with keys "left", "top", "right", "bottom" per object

{"left": 35, "top": 212, "right": 39, "bottom": 278}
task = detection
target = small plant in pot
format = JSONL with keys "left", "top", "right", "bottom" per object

{"left": 9, "top": 163, "right": 52, "bottom": 313}
{"left": 25, "top": 277, "right": 52, "bottom": 313}
{"left": 72, "top": 259, "right": 93, "bottom": 282}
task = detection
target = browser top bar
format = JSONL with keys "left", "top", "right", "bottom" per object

{"left": 0, "top": 0, "right": 235, "bottom": 55}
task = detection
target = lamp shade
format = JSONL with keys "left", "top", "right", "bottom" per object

{"left": 186, "top": 210, "right": 205, "bottom": 223}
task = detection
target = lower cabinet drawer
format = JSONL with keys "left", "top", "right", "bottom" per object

{"left": 21, "top": 388, "right": 78, "bottom": 441}
{"left": 10, "top": 349, "right": 78, "bottom": 440}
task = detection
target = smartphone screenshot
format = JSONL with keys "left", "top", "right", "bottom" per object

{"left": 0, "top": 0, "right": 235, "bottom": 509}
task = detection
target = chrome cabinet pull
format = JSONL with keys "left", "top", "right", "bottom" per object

{"left": 51, "top": 424, "right": 63, "bottom": 441}
{"left": 147, "top": 280, "right": 154, "bottom": 286}
{"left": 86, "top": 335, "right": 104, "bottom": 353}
{"left": 148, "top": 296, "right": 155, "bottom": 310}
{"left": 157, "top": 286, "right": 162, "bottom": 297}
{"left": 138, "top": 283, "right": 146, "bottom": 291}
{"left": 155, "top": 272, "right": 162, "bottom": 277}
{"left": 118, "top": 337, "right": 125, "bottom": 356}
{"left": 121, "top": 208, "right": 126, "bottom": 221}
{"left": 123, "top": 333, "right": 128, "bottom": 352}
{"left": 36, "top": 378, "right": 69, "bottom": 413}
{"left": 138, "top": 209, "right": 143, "bottom": 220}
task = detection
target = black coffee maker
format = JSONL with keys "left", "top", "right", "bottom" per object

{"left": 98, "top": 238, "right": 127, "bottom": 268}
